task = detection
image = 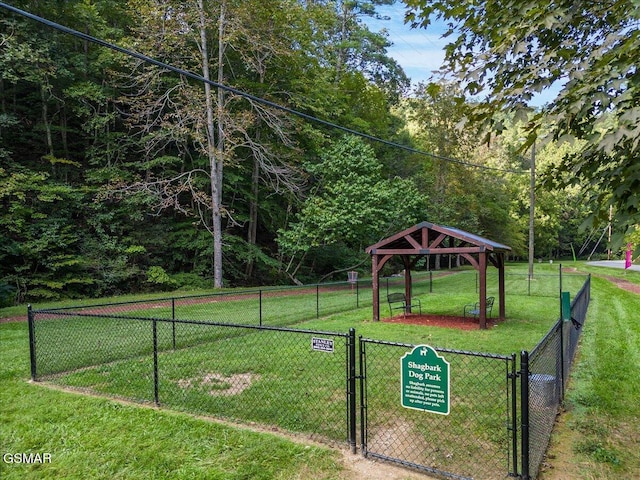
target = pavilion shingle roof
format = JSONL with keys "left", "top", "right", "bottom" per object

{"left": 366, "top": 221, "right": 511, "bottom": 255}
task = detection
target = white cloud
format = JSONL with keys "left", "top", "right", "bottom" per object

{"left": 365, "top": 4, "right": 560, "bottom": 106}
{"left": 365, "top": 5, "right": 448, "bottom": 85}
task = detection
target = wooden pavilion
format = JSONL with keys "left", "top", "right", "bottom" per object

{"left": 366, "top": 222, "right": 512, "bottom": 329}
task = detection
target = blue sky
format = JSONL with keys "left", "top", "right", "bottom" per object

{"left": 365, "top": 3, "right": 448, "bottom": 88}
{"left": 364, "top": 3, "right": 559, "bottom": 107}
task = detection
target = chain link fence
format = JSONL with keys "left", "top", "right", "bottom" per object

{"left": 27, "top": 272, "right": 591, "bottom": 479}
{"left": 447, "top": 269, "right": 589, "bottom": 298}
{"left": 523, "top": 274, "right": 591, "bottom": 479}
{"left": 30, "top": 281, "right": 370, "bottom": 327}
{"left": 29, "top": 309, "right": 356, "bottom": 447}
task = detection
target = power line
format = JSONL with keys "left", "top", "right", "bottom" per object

{"left": 0, "top": 2, "right": 525, "bottom": 174}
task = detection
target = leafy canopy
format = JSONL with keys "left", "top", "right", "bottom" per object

{"left": 278, "top": 135, "right": 426, "bottom": 258}
{"left": 404, "top": 0, "right": 640, "bottom": 239}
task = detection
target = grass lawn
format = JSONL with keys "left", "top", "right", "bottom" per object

{"left": 1, "top": 262, "right": 638, "bottom": 479}
{"left": 539, "top": 265, "right": 640, "bottom": 480}
{"left": 0, "top": 320, "right": 347, "bottom": 480}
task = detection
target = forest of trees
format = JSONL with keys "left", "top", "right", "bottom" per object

{"left": 1, "top": 0, "right": 638, "bottom": 306}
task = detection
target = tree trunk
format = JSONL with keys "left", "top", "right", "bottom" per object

{"left": 60, "top": 104, "right": 69, "bottom": 159}
{"left": 198, "top": 0, "right": 225, "bottom": 288}
{"left": 0, "top": 77, "right": 5, "bottom": 113}
{"left": 245, "top": 154, "right": 259, "bottom": 278}
{"left": 40, "top": 83, "right": 54, "bottom": 156}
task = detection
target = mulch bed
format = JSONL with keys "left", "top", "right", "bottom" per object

{"left": 382, "top": 313, "right": 502, "bottom": 330}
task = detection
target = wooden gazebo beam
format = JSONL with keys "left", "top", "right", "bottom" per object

{"left": 367, "top": 223, "right": 511, "bottom": 328}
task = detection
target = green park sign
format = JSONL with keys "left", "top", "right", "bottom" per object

{"left": 561, "top": 291, "right": 571, "bottom": 322}
{"left": 401, "top": 345, "right": 450, "bottom": 415}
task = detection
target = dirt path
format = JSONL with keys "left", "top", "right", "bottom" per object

{"left": 0, "top": 286, "right": 335, "bottom": 324}
{"left": 600, "top": 274, "right": 640, "bottom": 294}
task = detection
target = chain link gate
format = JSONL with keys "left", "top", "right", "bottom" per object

{"left": 359, "top": 338, "right": 518, "bottom": 480}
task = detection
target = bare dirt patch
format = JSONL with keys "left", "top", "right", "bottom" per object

{"left": 0, "top": 314, "right": 25, "bottom": 323}
{"left": 339, "top": 448, "right": 432, "bottom": 480}
{"left": 367, "top": 418, "right": 430, "bottom": 465}
{"left": 601, "top": 275, "right": 640, "bottom": 294}
{"left": 178, "top": 372, "right": 260, "bottom": 396}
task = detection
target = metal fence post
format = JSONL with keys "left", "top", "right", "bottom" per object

{"left": 520, "top": 350, "right": 530, "bottom": 480}
{"left": 559, "top": 324, "right": 566, "bottom": 402}
{"left": 259, "top": 290, "right": 263, "bottom": 327}
{"left": 359, "top": 335, "right": 366, "bottom": 455}
{"left": 509, "top": 353, "right": 518, "bottom": 477}
{"left": 559, "top": 264, "right": 566, "bottom": 398}
{"left": 27, "top": 305, "right": 37, "bottom": 381}
{"left": 316, "top": 284, "right": 320, "bottom": 318}
{"left": 559, "top": 263, "right": 563, "bottom": 323}
{"left": 348, "top": 328, "right": 357, "bottom": 453}
{"left": 153, "top": 318, "right": 159, "bottom": 405}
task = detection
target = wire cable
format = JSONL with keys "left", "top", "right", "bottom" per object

{"left": 0, "top": 2, "right": 525, "bottom": 174}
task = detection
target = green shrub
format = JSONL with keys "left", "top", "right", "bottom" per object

{"left": 170, "top": 272, "right": 212, "bottom": 290}
{"left": 145, "top": 266, "right": 177, "bottom": 290}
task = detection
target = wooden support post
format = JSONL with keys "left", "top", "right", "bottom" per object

{"left": 479, "top": 252, "right": 488, "bottom": 329}
{"left": 498, "top": 253, "right": 506, "bottom": 320}
{"left": 403, "top": 257, "right": 412, "bottom": 314}
{"left": 372, "top": 255, "right": 380, "bottom": 322}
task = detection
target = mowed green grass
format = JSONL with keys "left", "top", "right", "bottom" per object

{"left": 1, "top": 262, "right": 638, "bottom": 479}
{"left": 53, "top": 327, "right": 352, "bottom": 442}
{"left": 0, "top": 321, "right": 346, "bottom": 480}
{"left": 27, "top": 265, "right": 583, "bottom": 422}
{"left": 540, "top": 267, "right": 640, "bottom": 480}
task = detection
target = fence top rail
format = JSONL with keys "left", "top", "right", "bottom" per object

{"left": 571, "top": 274, "right": 591, "bottom": 307}
{"left": 30, "top": 279, "right": 368, "bottom": 314}
{"left": 30, "top": 309, "right": 350, "bottom": 337}
{"left": 529, "top": 318, "right": 563, "bottom": 361}
{"left": 359, "top": 337, "right": 513, "bottom": 361}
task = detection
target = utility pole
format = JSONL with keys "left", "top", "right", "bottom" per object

{"left": 528, "top": 142, "right": 536, "bottom": 280}
{"left": 607, "top": 205, "right": 613, "bottom": 260}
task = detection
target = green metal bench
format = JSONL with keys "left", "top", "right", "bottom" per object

{"left": 387, "top": 293, "right": 421, "bottom": 318}
{"left": 463, "top": 296, "right": 495, "bottom": 319}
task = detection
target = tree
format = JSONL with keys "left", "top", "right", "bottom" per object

{"left": 332, "top": 0, "right": 409, "bottom": 98}
{"left": 220, "top": 0, "right": 307, "bottom": 280}
{"left": 114, "top": 0, "right": 307, "bottom": 287}
{"left": 0, "top": 0, "right": 145, "bottom": 302}
{"left": 404, "top": 0, "right": 640, "bottom": 241}
{"left": 277, "top": 135, "right": 427, "bottom": 283}
{"left": 402, "top": 82, "right": 505, "bottom": 245}
{"left": 0, "top": 166, "right": 93, "bottom": 302}
{"left": 405, "top": 82, "right": 478, "bottom": 199}
{"left": 0, "top": 0, "right": 420, "bottom": 297}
